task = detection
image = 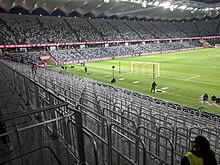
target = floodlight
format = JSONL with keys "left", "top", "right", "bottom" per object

{"left": 181, "top": 5, "right": 187, "bottom": 10}
{"left": 173, "top": 5, "right": 178, "bottom": 9}
{"left": 154, "top": 1, "right": 159, "bottom": 6}
{"left": 142, "top": 1, "right": 147, "bottom": 8}
{"left": 163, "top": 2, "right": 171, "bottom": 9}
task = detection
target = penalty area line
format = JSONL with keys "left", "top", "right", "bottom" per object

{"left": 185, "top": 75, "right": 200, "bottom": 81}
{"left": 133, "top": 81, "right": 139, "bottom": 84}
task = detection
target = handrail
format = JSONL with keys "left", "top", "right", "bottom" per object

{"left": 0, "top": 111, "right": 75, "bottom": 139}
{"left": 0, "top": 61, "right": 87, "bottom": 165}
{"left": 137, "top": 125, "right": 174, "bottom": 165}
{"left": 83, "top": 130, "right": 99, "bottom": 165}
{"left": 0, "top": 102, "right": 69, "bottom": 122}
{"left": 109, "top": 123, "right": 146, "bottom": 165}
{"left": 2, "top": 59, "right": 220, "bottom": 120}
{"left": 0, "top": 146, "right": 62, "bottom": 165}
{"left": 0, "top": 60, "right": 68, "bottom": 103}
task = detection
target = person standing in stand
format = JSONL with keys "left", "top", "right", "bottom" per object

{"left": 31, "top": 64, "right": 37, "bottom": 74}
{"left": 181, "top": 135, "right": 217, "bottom": 165}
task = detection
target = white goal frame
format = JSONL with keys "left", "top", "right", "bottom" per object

{"left": 129, "top": 61, "right": 160, "bottom": 78}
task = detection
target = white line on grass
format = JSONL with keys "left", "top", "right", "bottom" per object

{"left": 104, "top": 75, "right": 110, "bottom": 77}
{"left": 185, "top": 75, "right": 200, "bottom": 81}
{"left": 161, "top": 87, "right": 169, "bottom": 90}
{"left": 133, "top": 81, "right": 139, "bottom": 84}
{"left": 159, "top": 75, "right": 220, "bottom": 87}
{"left": 210, "top": 66, "right": 220, "bottom": 68}
{"left": 119, "top": 78, "right": 125, "bottom": 80}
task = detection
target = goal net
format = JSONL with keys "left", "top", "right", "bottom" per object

{"left": 127, "top": 62, "right": 160, "bottom": 78}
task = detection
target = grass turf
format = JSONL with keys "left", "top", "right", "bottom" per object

{"left": 47, "top": 48, "right": 220, "bottom": 115}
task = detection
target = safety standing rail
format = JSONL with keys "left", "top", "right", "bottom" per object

{"left": 0, "top": 61, "right": 99, "bottom": 165}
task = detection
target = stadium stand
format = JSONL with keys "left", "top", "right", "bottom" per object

{"left": 0, "top": 13, "right": 219, "bottom": 44}
{"left": 0, "top": 14, "right": 43, "bottom": 44}
{"left": 88, "top": 19, "right": 123, "bottom": 41}
{"left": 0, "top": 59, "right": 220, "bottom": 165}
{"left": 175, "top": 21, "right": 200, "bottom": 37}
{"left": 3, "top": 41, "right": 201, "bottom": 65}
{"left": 159, "top": 22, "right": 188, "bottom": 38}
{"left": 0, "top": 19, "right": 16, "bottom": 44}
{"left": 0, "top": 10, "right": 220, "bottom": 165}
{"left": 195, "top": 19, "right": 219, "bottom": 36}
{"left": 36, "top": 16, "right": 78, "bottom": 43}
{"left": 65, "top": 17, "right": 103, "bottom": 42}
{"left": 107, "top": 19, "right": 141, "bottom": 40}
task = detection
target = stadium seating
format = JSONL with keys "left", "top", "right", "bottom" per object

{"left": 36, "top": 16, "right": 78, "bottom": 43}
{"left": 88, "top": 19, "right": 123, "bottom": 40}
{"left": 7, "top": 41, "right": 200, "bottom": 65}
{"left": 0, "top": 18, "right": 16, "bottom": 44}
{"left": 1, "top": 60, "right": 220, "bottom": 165}
{"left": 195, "top": 19, "right": 219, "bottom": 36}
{"left": 0, "top": 13, "right": 219, "bottom": 44}
{"left": 0, "top": 13, "right": 220, "bottom": 165}
{"left": 65, "top": 17, "right": 103, "bottom": 41}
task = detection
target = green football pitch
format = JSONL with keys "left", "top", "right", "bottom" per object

{"left": 47, "top": 48, "right": 220, "bottom": 115}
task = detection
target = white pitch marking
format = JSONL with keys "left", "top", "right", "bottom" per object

{"left": 133, "top": 81, "right": 139, "bottom": 84}
{"left": 161, "top": 87, "right": 169, "bottom": 90}
{"left": 185, "top": 75, "right": 200, "bottom": 81}
{"left": 211, "top": 66, "right": 217, "bottom": 68}
{"left": 119, "top": 78, "right": 125, "bottom": 80}
{"left": 104, "top": 75, "right": 110, "bottom": 77}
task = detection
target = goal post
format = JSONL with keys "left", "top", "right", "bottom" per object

{"left": 128, "top": 61, "right": 160, "bottom": 78}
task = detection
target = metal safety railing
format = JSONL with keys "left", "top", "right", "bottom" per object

{"left": 0, "top": 146, "right": 62, "bottom": 165}
{"left": 1, "top": 60, "right": 220, "bottom": 165}
{"left": 0, "top": 61, "right": 99, "bottom": 165}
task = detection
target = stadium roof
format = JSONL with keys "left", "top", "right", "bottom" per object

{"left": 0, "top": 0, "right": 220, "bottom": 21}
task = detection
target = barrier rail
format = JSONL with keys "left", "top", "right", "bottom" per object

{"left": 0, "top": 61, "right": 99, "bottom": 165}
{"left": 1, "top": 60, "right": 220, "bottom": 164}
